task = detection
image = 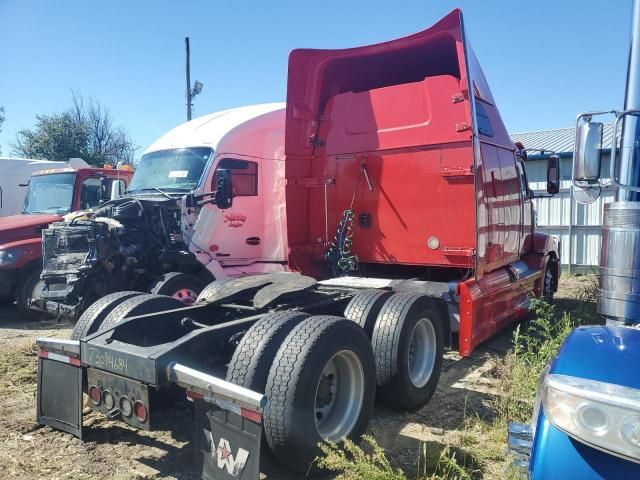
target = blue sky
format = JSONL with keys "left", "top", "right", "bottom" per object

{"left": 0, "top": 0, "right": 631, "bottom": 159}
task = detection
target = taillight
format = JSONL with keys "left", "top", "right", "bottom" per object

{"left": 89, "top": 386, "right": 101, "bottom": 405}
{"left": 134, "top": 401, "right": 148, "bottom": 422}
{"left": 119, "top": 396, "right": 133, "bottom": 417}
{"left": 102, "top": 390, "right": 115, "bottom": 410}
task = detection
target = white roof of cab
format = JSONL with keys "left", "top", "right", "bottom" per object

{"left": 144, "top": 103, "right": 286, "bottom": 155}
{"left": 0, "top": 157, "right": 70, "bottom": 175}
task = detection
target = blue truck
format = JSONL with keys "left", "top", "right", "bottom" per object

{"left": 508, "top": 1, "right": 640, "bottom": 477}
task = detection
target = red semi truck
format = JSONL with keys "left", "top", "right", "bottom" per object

{"left": 35, "top": 9, "right": 561, "bottom": 478}
{"left": 0, "top": 165, "right": 133, "bottom": 317}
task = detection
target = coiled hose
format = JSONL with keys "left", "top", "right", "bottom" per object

{"left": 325, "top": 208, "right": 357, "bottom": 272}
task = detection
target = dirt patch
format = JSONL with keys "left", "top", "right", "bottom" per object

{"left": 0, "top": 277, "right": 586, "bottom": 479}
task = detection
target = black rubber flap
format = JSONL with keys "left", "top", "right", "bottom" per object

{"left": 37, "top": 357, "right": 83, "bottom": 438}
{"left": 195, "top": 400, "right": 261, "bottom": 480}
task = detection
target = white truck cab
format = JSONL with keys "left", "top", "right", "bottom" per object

{"left": 141, "top": 103, "right": 288, "bottom": 279}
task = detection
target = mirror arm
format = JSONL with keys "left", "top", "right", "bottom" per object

{"left": 193, "top": 189, "right": 220, "bottom": 207}
{"left": 609, "top": 109, "right": 640, "bottom": 193}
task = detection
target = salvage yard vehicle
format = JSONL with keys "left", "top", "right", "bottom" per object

{"left": 36, "top": 9, "right": 561, "bottom": 478}
{"left": 0, "top": 157, "right": 80, "bottom": 218}
{"left": 507, "top": 1, "right": 640, "bottom": 477}
{"left": 0, "top": 161, "right": 133, "bottom": 318}
{"left": 30, "top": 103, "right": 287, "bottom": 321}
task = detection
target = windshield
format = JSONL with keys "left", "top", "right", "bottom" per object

{"left": 23, "top": 173, "right": 76, "bottom": 214}
{"left": 128, "top": 147, "right": 212, "bottom": 193}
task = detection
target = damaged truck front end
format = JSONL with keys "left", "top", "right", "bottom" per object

{"left": 31, "top": 195, "right": 204, "bottom": 320}
{"left": 34, "top": 220, "right": 110, "bottom": 318}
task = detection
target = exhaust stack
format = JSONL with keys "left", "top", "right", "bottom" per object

{"left": 599, "top": 0, "right": 640, "bottom": 324}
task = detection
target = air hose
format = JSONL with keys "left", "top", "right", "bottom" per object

{"left": 325, "top": 208, "right": 357, "bottom": 272}
{"left": 326, "top": 162, "right": 373, "bottom": 273}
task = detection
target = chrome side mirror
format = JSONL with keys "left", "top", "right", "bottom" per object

{"left": 547, "top": 155, "right": 560, "bottom": 195}
{"left": 110, "top": 180, "right": 123, "bottom": 200}
{"left": 574, "top": 121, "right": 603, "bottom": 183}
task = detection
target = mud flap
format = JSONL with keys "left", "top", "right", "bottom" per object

{"left": 194, "top": 398, "right": 262, "bottom": 480}
{"left": 36, "top": 338, "right": 84, "bottom": 439}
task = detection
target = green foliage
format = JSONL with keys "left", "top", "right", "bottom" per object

{"left": 318, "top": 436, "right": 405, "bottom": 480}
{"left": 494, "top": 298, "right": 574, "bottom": 423}
{"left": 13, "top": 112, "right": 90, "bottom": 163}
{"left": 11, "top": 92, "right": 135, "bottom": 165}
{"left": 317, "top": 436, "right": 473, "bottom": 480}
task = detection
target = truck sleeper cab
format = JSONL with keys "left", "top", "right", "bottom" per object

{"left": 36, "top": 9, "right": 560, "bottom": 479}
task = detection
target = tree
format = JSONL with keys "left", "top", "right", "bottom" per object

{"left": 12, "top": 93, "right": 136, "bottom": 165}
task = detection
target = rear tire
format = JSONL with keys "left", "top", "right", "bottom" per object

{"left": 264, "top": 316, "right": 376, "bottom": 473}
{"left": 149, "top": 272, "right": 203, "bottom": 305}
{"left": 542, "top": 258, "right": 555, "bottom": 303}
{"left": 371, "top": 292, "right": 444, "bottom": 412}
{"left": 100, "top": 294, "right": 184, "bottom": 330}
{"left": 16, "top": 269, "right": 49, "bottom": 321}
{"left": 226, "top": 310, "right": 310, "bottom": 393}
{"left": 70, "top": 291, "right": 144, "bottom": 340}
{"left": 196, "top": 278, "right": 233, "bottom": 303}
{"left": 344, "top": 289, "right": 393, "bottom": 337}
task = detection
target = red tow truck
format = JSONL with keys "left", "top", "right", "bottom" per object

{"left": 35, "top": 9, "right": 561, "bottom": 478}
{"left": 0, "top": 165, "right": 133, "bottom": 318}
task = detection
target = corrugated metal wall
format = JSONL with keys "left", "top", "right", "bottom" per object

{"left": 527, "top": 156, "right": 611, "bottom": 273}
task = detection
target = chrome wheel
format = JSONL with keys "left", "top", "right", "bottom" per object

{"left": 407, "top": 318, "right": 437, "bottom": 388}
{"left": 171, "top": 288, "right": 198, "bottom": 305}
{"left": 314, "top": 350, "right": 365, "bottom": 442}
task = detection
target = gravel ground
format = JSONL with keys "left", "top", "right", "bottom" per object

{"left": 0, "top": 276, "right": 588, "bottom": 479}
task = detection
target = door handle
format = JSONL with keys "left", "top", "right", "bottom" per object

{"left": 246, "top": 237, "right": 261, "bottom": 246}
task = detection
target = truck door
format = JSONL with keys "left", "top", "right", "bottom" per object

{"left": 191, "top": 157, "right": 264, "bottom": 266}
{"left": 497, "top": 148, "right": 522, "bottom": 264}
{"left": 515, "top": 159, "right": 533, "bottom": 253}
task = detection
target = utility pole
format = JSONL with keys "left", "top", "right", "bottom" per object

{"left": 185, "top": 37, "right": 192, "bottom": 121}
{"left": 185, "top": 37, "right": 204, "bottom": 122}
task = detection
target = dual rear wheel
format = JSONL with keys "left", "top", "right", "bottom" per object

{"left": 226, "top": 312, "right": 376, "bottom": 473}
{"left": 226, "top": 289, "right": 444, "bottom": 473}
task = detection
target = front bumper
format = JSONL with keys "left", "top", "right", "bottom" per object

{"left": 507, "top": 422, "right": 533, "bottom": 469}
{"left": 29, "top": 297, "right": 80, "bottom": 319}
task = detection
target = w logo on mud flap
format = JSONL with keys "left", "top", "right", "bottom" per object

{"left": 213, "top": 435, "right": 250, "bottom": 477}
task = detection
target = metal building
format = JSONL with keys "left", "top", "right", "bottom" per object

{"left": 510, "top": 125, "right": 615, "bottom": 274}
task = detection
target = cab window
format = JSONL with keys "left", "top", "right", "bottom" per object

{"left": 80, "top": 177, "right": 103, "bottom": 209}
{"left": 515, "top": 161, "right": 530, "bottom": 199}
{"left": 214, "top": 159, "right": 258, "bottom": 196}
{"left": 476, "top": 101, "right": 494, "bottom": 137}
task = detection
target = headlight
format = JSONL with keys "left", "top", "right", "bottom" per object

{"left": 543, "top": 373, "right": 640, "bottom": 463}
{"left": 0, "top": 248, "right": 23, "bottom": 266}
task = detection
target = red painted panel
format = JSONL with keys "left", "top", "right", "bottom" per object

{"left": 304, "top": 144, "right": 475, "bottom": 267}
{"left": 458, "top": 268, "right": 533, "bottom": 356}
{"left": 322, "top": 75, "right": 469, "bottom": 155}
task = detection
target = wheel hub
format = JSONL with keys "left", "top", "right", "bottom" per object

{"left": 314, "top": 350, "right": 365, "bottom": 442}
{"left": 315, "top": 373, "right": 335, "bottom": 409}
{"left": 407, "top": 318, "right": 437, "bottom": 388}
{"left": 172, "top": 288, "right": 198, "bottom": 305}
